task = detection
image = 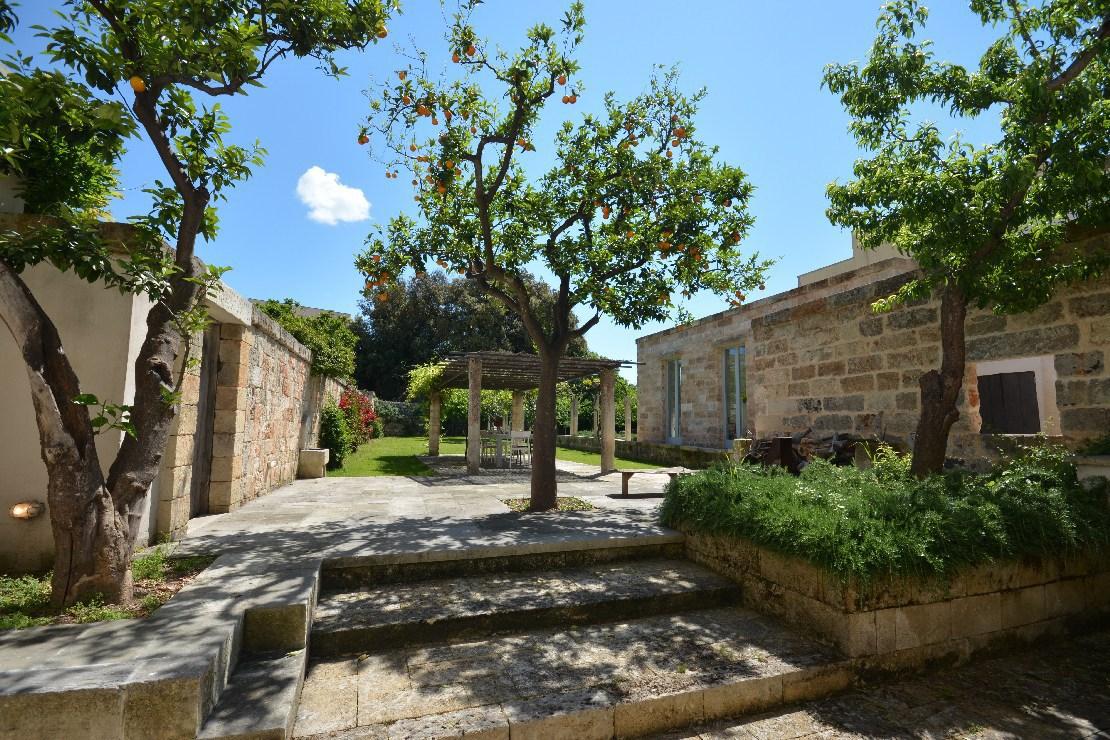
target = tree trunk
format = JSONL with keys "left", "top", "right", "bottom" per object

{"left": 0, "top": 263, "right": 132, "bottom": 606}
{"left": 530, "top": 352, "right": 560, "bottom": 511}
{"left": 910, "top": 283, "right": 968, "bottom": 477}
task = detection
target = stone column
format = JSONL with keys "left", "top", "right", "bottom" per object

{"left": 569, "top": 395, "right": 579, "bottom": 436}
{"left": 428, "top": 391, "right": 441, "bottom": 456}
{"left": 511, "top": 390, "right": 524, "bottom": 432}
{"left": 624, "top": 395, "right": 633, "bottom": 442}
{"left": 467, "top": 357, "right": 482, "bottom": 474}
{"left": 600, "top": 368, "right": 616, "bottom": 473}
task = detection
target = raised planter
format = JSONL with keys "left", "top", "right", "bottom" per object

{"left": 682, "top": 531, "right": 1110, "bottom": 672}
{"left": 1075, "top": 455, "right": 1110, "bottom": 485}
{"left": 297, "top": 448, "right": 330, "bottom": 479}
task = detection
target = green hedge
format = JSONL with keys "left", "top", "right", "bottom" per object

{"left": 660, "top": 444, "right": 1110, "bottom": 583}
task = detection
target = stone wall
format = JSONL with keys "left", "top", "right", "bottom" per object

{"left": 637, "top": 258, "right": 1110, "bottom": 462}
{"left": 209, "top": 307, "right": 314, "bottom": 514}
{"left": 685, "top": 532, "right": 1110, "bottom": 670}
{"left": 153, "top": 331, "right": 205, "bottom": 540}
{"left": 555, "top": 434, "right": 730, "bottom": 469}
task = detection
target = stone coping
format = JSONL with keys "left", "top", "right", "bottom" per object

{"left": 0, "top": 551, "right": 320, "bottom": 739}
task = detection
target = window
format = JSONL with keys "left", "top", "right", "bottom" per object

{"left": 723, "top": 345, "right": 746, "bottom": 443}
{"left": 977, "top": 371, "right": 1040, "bottom": 434}
{"left": 666, "top": 359, "right": 682, "bottom": 443}
{"left": 974, "top": 355, "right": 1060, "bottom": 436}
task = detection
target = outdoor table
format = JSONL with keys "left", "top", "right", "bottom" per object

{"left": 481, "top": 432, "right": 531, "bottom": 468}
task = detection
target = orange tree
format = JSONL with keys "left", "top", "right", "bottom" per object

{"left": 356, "top": 2, "right": 769, "bottom": 509}
{"left": 0, "top": 0, "right": 394, "bottom": 607}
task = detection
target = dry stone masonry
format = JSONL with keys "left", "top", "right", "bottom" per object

{"left": 637, "top": 257, "right": 1110, "bottom": 462}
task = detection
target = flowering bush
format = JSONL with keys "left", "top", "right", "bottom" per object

{"left": 339, "top": 389, "right": 378, "bottom": 447}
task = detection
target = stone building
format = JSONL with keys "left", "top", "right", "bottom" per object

{"left": 636, "top": 239, "right": 1109, "bottom": 461}
{"left": 0, "top": 217, "right": 347, "bottom": 573}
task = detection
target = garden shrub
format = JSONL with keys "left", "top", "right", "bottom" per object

{"left": 319, "top": 401, "right": 352, "bottom": 470}
{"left": 339, "top": 389, "right": 378, "bottom": 447}
{"left": 660, "top": 444, "right": 1110, "bottom": 583}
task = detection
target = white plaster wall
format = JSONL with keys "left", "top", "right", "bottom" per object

{"left": 0, "top": 263, "right": 139, "bottom": 572}
{"left": 0, "top": 173, "right": 24, "bottom": 214}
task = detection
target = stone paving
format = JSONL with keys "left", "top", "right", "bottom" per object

{"left": 663, "top": 628, "right": 1110, "bottom": 739}
{"left": 293, "top": 606, "right": 849, "bottom": 739}
{"left": 314, "top": 557, "right": 735, "bottom": 635}
{"left": 180, "top": 458, "right": 672, "bottom": 565}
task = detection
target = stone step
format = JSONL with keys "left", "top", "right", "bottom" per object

{"left": 198, "top": 649, "right": 306, "bottom": 740}
{"left": 321, "top": 535, "right": 685, "bottom": 591}
{"left": 293, "top": 606, "right": 854, "bottom": 739}
{"left": 311, "top": 558, "right": 742, "bottom": 656}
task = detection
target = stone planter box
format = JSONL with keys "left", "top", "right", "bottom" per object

{"left": 683, "top": 531, "right": 1110, "bottom": 672}
{"left": 297, "top": 448, "right": 330, "bottom": 479}
{"left": 1075, "top": 455, "right": 1110, "bottom": 484}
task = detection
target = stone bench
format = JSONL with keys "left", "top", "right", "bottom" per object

{"left": 618, "top": 467, "right": 693, "bottom": 496}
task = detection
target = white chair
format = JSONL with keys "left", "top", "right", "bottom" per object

{"left": 510, "top": 431, "right": 531, "bottom": 468}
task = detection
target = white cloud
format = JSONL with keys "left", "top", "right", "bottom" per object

{"left": 295, "top": 166, "right": 370, "bottom": 225}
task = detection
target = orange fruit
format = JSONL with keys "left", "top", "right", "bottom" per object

{"left": 626, "top": 230, "right": 635, "bottom": 238}
{"left": 666, "top": 150, "right": 673, "bottom": 159}
{"left": 358, "top": 134, "right": 369, "bottom": 145}
{"left": 445, "top": 159, "right": 454, "bottom": 169}
{"left": 403, "top": 95, "right": 412, "bottom": 105}
{"left": 398, "top": 70, "right": 407, "bottom": 80}
{"left": 372, "top": 254, "right": 382, "bottom": 263}
{"left": 431, "top": 116, "right": 438, "bottom": 125}
{"left": 466, "top": 44, "right": 476, "bottom": 56}
{"left": 561, "top": 95, "right": 570, "bottom": 104}
{"left": 470, "top": 126, "right": 477, "bottom": 134}
{"left": 129, "top": 75, "right": 146, "bottom": 93}
{"left": 377, "top": 27, "right": 388, "bottom": 38}
{"left": 409, "top": 143, "right": 417, "bottom": 152}
{"left": 411, "top": 179, "right": 418, "bottom": 186}
{"left": 674, "top": 126, "right": 686, "bottom": 138}
{"left": 453, "top": 52, "right": 461, "bottom": 63}
{"left": 558, "top": 74, "right": 567, "bottom": 85}
{"left": 568, "top": 95, "right": 577, "bottom": 103}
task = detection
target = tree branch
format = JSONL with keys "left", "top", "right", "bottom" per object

{"left": 1047, "top": 15, "right": 1110, "bottom": 92}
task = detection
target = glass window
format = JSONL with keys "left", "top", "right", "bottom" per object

{"left": 723, "top": 346, "right": 746, "bottom": 442}
{"left": 666, "top": 359, "right": 682, "bottom": 443}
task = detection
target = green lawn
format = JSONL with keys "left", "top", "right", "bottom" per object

{"left": 328, "top": 435, "right": 660, "bottom": 477}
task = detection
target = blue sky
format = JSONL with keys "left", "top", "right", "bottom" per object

{"left": 11, "top": 1, "right": 1001, "bottom": 384}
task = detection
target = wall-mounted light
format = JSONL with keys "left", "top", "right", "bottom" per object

{"left": 9, "top": 501, "right": 45, "bottom": 520}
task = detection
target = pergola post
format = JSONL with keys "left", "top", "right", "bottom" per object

{"left": 428, "top": 391, "right": 441, "bottom": 456}
{"left": 511, "top": 390, "right": 525, "bottom": 432}
{"left": 600, "top": 368, "right": 616, "bottom": 473}
{"left": 467, "top": 357, "right": 482, "bottom": 474}
{"left": 624, "top": 395, "right": 633, "bottom": 442}
{"left": 569, "top": 395, "right": 578, "bottom": 436}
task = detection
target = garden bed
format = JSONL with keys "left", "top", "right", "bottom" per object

{"left": 0, "top": 546, "right": 214, "bottom": 630}
{"left": 661, "top": 445, "right": 1110, "bottom": 667}
{"left": 501, "top": 496, "right": 594, "bottom": 512}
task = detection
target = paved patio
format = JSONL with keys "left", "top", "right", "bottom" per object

{"left": 179, "top": 458, "right": 672, "bottom": 562}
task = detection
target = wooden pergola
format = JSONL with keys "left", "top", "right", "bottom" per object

{"left": 426, "top": 351, "right": 635, "bottom": 474}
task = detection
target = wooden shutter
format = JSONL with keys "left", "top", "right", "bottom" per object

{"left": 977, "top": 371, "right": 1040, "bottom": 434}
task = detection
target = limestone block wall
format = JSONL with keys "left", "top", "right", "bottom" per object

{"left": 209, "top": 308, "right": 314, "bottom": 514}
{"left": 637, "top": 258, "right": 1110, "bottom": 461}
{"left": 153, "top": 331, "right": 204, "bottom": 540}
{"left": 685, "top": 532, "right": 1110, "bottom": 670}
